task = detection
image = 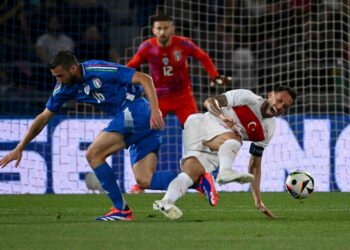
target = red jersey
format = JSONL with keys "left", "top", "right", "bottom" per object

{"left": 127, "top": 36, "right": 219, "bottom": 99}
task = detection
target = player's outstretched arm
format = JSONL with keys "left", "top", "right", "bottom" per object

{"left": 131, "top": 71, "right": 165, "bottom": 130}
{"left": 126, "top": 53, "right": 143, "bottom": 69}
{"left": 190, "top": 43, "right": 232, "bottom": 87}
{"left": 0, "top": 108, "right": 55, "bottom": 168}
{"left": 248, "top": 155, "right": 277, "bottom": 219}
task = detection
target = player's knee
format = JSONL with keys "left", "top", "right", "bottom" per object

{"left": 219, "top": 139, "right": 241, "bottom": 154}
{"left": 85, "top": 147, "right": 95, "bottom": 163}
{"left": 85, "top": 147, "right": 104, "bottom": 166}
{"left": 220, "top": 133, "right": 242, "bottom": 144}
{"left": 135, "top": 175, "right": 151, "bottom": 189}
{"left": 185, "top": 114, "right": 200, "bottom": 128}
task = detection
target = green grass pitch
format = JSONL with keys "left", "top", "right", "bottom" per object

{"left": 0, "top": 192, "right": 349, "bottom": 250}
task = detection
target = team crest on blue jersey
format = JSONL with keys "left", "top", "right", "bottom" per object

{"left": 174, "top": 51, "right": 181, "bottom": 61}
{"left": 84, "top": 85, "right": 90, "bottom": 95}
{"left": 162, "top": 57, "right": 169, "bottom": 65}
{"left": 53, "top": 83, "right": 61, "bottom": 96}
{"left": 92, "top": 78, "right": 102, "bottom": 89}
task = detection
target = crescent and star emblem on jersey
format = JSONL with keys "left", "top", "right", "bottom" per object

{"left": 92, "top": 78, "right": 102, "bottom": 89}
{"left": 84, "top": 85, "right": 90, "bottom": 95}
{"left": 162, "top": 57, "right": 169, "bottom": 65}
{"left": 174, "top": 51, "right": 181, "bottom": 61}
{"left": 247, "top": 121, "right": 257, "bottom": 131}
{"left": 232, "top": 105, "right": 265, "bottom": 141}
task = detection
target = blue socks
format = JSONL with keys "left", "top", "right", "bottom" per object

{"left": 149, "top": 171, "right": 178, "bottom": 190}
{"left": 93, "top": 162, "right": 125, "bottom": 210}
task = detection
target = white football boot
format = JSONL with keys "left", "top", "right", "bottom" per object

{"left": 216, "top": 169, "right": 254, "bottom": 185}
{"left": 153, "top": 200, "right": 183, "bottom": 220}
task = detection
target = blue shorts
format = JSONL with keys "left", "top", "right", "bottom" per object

{"left": 103, "top": 97, "right": 162, "bottom": 165}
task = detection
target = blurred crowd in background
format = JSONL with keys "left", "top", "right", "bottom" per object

{"left": 0, "top": 0, "right": 349, "bottom": 114}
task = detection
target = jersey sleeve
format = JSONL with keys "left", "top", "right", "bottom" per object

{"left": 126, "top": 53, "right": 144, "bottom": 69}
{"left": 224, "top": 89, "right": 261, "bottom": 107}
{"left": 46, "top": 83, "right": 75, "bottom": 113}
{"left": 114, "top": 65, "right": 136, "bottom": 85}
{"left": 126, "top": 41, "right": 148, "bottom": 68}
{"left": 183, "top": 39, "right": 219, "bottom": 78}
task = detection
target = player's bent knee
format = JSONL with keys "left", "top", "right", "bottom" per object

{"left": 85, "top": 148, "right": 94, "bottom": 164}
{"left": 219, "top": 132, "right": 242, "bottom": 144}
{"left": 219, "top": 139, "right": 241, "bottom": 154}
{"left": 85, "top": 147, "right": 97, "bottom": 163}
{"left": 85, "top": 147, "right": 105, "bottom": 167}
{"left": 135, "top": 175, "right": 151, "bottom": 189}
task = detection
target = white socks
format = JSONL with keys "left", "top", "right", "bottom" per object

{"left": 163, "top": 172, "right": 194, "bottom": 203}
{"left": 218, "top": 139, "right": 241, "bottom": 172}
{"left": 162, "top": 139, "right": 241, "bottom": 203}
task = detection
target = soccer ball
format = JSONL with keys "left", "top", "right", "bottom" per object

{"left": 285, "top": 170, "right": 314, "bottom": 199}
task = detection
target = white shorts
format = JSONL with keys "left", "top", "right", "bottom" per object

{"left": 181, "top": 113, "right": 233, "bottom": 172}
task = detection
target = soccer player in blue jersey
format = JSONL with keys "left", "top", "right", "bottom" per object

{"left": 0, "top": 50, "right": 170, "bottom": 221}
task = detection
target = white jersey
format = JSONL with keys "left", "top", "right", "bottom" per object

{"left": 182, "top": 89, "right": 275, "bottom": 172}
{"left": 220, "top": 89, "right": 275, "bottom": 148}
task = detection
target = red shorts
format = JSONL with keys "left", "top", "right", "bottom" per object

{"left": 158, "top": 94, "right": 198, "bottom": 126}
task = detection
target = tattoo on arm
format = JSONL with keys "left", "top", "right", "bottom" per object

{"left": 204, "top": 94, "right": 228, "bottom": 117}
{"left": 215, "top": 95, "right": 228, "bottom": 107}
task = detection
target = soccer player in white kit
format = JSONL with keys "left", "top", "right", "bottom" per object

{"left": 153, "top": 85, "right": 297, "bottom": 220}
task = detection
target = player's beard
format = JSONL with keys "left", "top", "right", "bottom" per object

{"left": 263, "top": 102, "right": 282, "bottom": 118}
{"left": 158, "top": 35, "right": 170, "bottom": 47}
{"left": 261, "top": 100, "right": 274, "bottom": 118}
{"left": 63, "top": 74, "right": 78, "bottom": 87}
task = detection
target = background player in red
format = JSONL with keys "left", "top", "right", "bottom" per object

{"left": 127, "top": 14, "right": 228, "bottom": 193}
{"left": 127, "top": 14, "right": 228, "bottom": 126}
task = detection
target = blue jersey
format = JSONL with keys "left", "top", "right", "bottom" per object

{"left": 46, "top": 60, "right": 141, "bottom": 115}
{"left": 46, "top": 60, "right": 161, "bottom": 165}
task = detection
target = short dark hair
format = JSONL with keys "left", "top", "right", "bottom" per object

{"left": 273, "top": 85, "right": 297, "bottom": 104}
{"left": 48, "top": 51, "right": 78, "bottom": 70}
{"left": 152, "top": 14, "right": 173, "bottom": 24}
